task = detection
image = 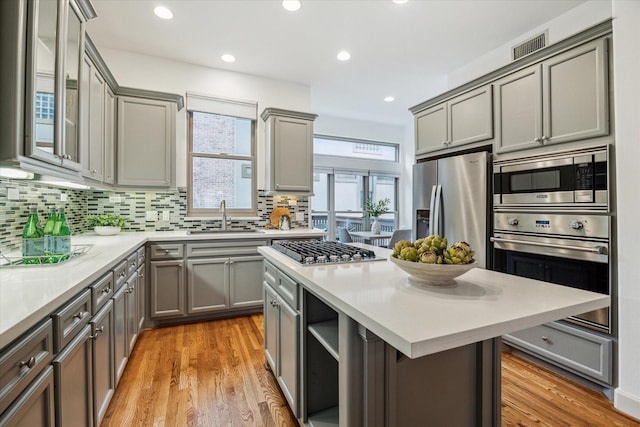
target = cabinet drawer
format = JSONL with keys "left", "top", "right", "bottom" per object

{"left": 149, "top": 243, "right": 184, "bottom": 260}
{"left": 0, "top": 320, "right": 53, "bottom": 415}
{"left": 277, "top": 271, "right": 298, "bottom": 309}
{"left": 264, "top": 261, "right": 277, "bottom": 288}
{"left": 504, "top": 321, "right": 613, "bottom": 384}
{"left": 186, "top": 240, "right": 268, "bottom": 257}
{"left": 90, "top": 271, "right": 114, "bottom": 312}
{"left": 127, "top": 252, "right": 138, "bottom": 276}
{"left": 113, "top": 259, "right": 128, "bottom": 291}
{"left": 52, "top": 289, "right": 92, "bottom": 353}
{"left": 137, "top": 246, "right": 146, "bottom": 265}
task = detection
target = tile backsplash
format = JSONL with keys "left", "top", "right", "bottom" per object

{"left": 1, "top": 178, "right": 309, "bottom": 253}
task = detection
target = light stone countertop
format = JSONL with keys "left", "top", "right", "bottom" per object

{"left": 0, "top": 229, "right": 325, "bottom": 349}
{"left": 258, "top": 244, "right": 610, "bottom": 359}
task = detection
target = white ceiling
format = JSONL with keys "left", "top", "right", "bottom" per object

{"left": 86, "top": 0, "right": 586, "bottom": 126}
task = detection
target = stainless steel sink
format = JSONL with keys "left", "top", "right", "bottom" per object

{"left": 186, "top": 229, "right": 265, "bottom": 235}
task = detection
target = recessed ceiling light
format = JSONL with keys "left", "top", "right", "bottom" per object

{"left": 384, "top": 96, "right": 395, "bottom": 102}
{"left": 153, "top": 6, "right": 173, "bottom": 20}
{"left": 392, "top": 0, "right": 409, "bottom": 4}
{"left": 337, "top": 50, "right": 351, "bottom": 61}
{"left": 282, "top": 0, "right": 301, "bottom": 12}
{"left": 221, "top": 54, "right": 236, "bottom": 63}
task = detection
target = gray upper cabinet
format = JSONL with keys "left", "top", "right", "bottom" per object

{"left": 103, "top": 86, "right": 116, "bottom": 184}
{"left": 495, "top": 38, "right": 609, "bottom": 153}
{"left": 415, "top": 85, "right": 493, "bottom": 156}
{"left": 23, "top": 0, "right": 93, "bottom": 173}
{"left": 261, "top": 108, "right": 317, "bottom": 194}
{"left": 117, "top": 96, "right": 175, "bottom": 187}
{"left": 80, "top": 55, "right": 106, "bottom": 182}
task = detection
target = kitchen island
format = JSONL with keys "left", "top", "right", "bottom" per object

{"left": 258, "top": 243, "right": 610, "bottom": 426}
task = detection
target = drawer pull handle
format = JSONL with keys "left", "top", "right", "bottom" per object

{"left": 90, "top": 326, "right": 105, "bottom": 339}
{"left": 102, "top": 288, "right": 111, "bottom": 295}
{"left": 73, "top": 311, "right": 88, "bottom": 321}
{"left": 18, "top": 357, "right": 36, "bottom": 369}
{"left": 164, "top": 249, "right": 170, "bottom": 254}
{"left": 541, "top": 336, "right": 551, "bottom": 343}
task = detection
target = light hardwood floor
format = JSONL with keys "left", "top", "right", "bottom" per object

{"left": 102, "top": 315, "right": 639, "bottom": 427}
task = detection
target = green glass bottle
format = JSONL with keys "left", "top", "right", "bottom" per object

{"left": 43, "top": 207, "right": 57, "bottom": 254}
{"left": 22, "top": 205, "right": 44, "bottom": 264}
{"left": 52, "top": 207, "right": 71, "bottom": 261}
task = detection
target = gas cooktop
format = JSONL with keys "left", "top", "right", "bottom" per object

{"left": 272, "top": 240, "right": 385, "bottom": 266}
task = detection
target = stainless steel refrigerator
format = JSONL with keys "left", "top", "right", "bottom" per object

{"left": 412, "top": 151, "right": 490, "bottom": 268}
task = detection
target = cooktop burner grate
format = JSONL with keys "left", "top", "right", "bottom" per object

{"left": 272, "top": 240, "right": 384, "bottom": 265}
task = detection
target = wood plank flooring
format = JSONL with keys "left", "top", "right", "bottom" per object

{"left": 101, "top": 315, "right": 640, "bottom": 427}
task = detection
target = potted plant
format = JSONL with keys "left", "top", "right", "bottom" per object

{"left": 363, "top": 197, "right": 390, "bottom": 234}
{"left": 86, "top": 213, "right": 129, "bottom": 235}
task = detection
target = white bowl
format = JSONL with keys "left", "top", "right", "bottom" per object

{"left": 389, "top": 255, "right": 476, "bottom": 287}
{"left": 94, "top": 226, "right": 121, "bottom": 236}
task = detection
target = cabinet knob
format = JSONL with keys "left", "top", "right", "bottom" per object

{"left": 541, "top": 336, "right": 551, "bottom": 343}
{"left": 542, "top": 135, "right": 550, "bottom": 142}
{"left": 119, "top": 271, "right": 126, "bottom": 278}
{"left": 73, "top": 311, "right": 87, "bottom": 321}
{"left": 270, "top": 299, "right": 278, "bottom": 307}
{"left": 534, "top": 137, "right": 542, "bottom": 143}
{"left": 91, "top": 169, "right": 97, "bottom": 174}
{"left": 102, "top": 287, "right": 111, "bottom": 295}
{"left": 90, "top": 326, "right": 104, "bottom": 339}
{"left": 18, "top": 356, "right": 36, "bottom": 369}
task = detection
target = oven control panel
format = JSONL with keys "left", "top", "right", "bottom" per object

{"left": 494, "top": 212, "right": 609, "bottom": 239}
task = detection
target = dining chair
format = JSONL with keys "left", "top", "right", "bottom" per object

{"left": 337, "top": 227, "right": 353, "bottom": 243}
{"left": 387, "top": 228, "right": 411, "bottom": 248}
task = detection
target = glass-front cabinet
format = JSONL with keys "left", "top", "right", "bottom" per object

{"left": 24, "top": 0, "right": 93, "bottom": 171}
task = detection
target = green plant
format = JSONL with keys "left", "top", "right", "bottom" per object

{"left": 363, "top": 197, "right": 390, "bottom": 218}
{"left": 86, "top": 214, "right": 128, "bottom": 228}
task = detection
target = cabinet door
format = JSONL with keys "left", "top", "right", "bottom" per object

{"left": 264, "top": 284, "right": 278, "bottom": 373}
{"left": 494, "top": 65, "right": 543, "bottom": 153}
{"left": 186, "top": 258, "right": 229, "bottom": 315}
{"left": 90, "top": 300, "right": 115, "bottom": 427}
{"left": 136, "top": 264, "right": 146, "bottom": 331}
{"left": 150, "top": 260, "right": 185, "bottom": 318}
{"left": 542, "top": 38, "right": 609, "bottom": 145}
{"left": 117, "top": 96, "right": 173, "bottom": 187}
{"left": 277, "top": 296, "right": 300, "bottom": 415}
{"left": 103, "top": 86, "right": 116, "bottom": 184}
{"left": 112, "top": 285, "right": 127, "bottom": 385}
{"left": 229, "top": 256, "right": 264, "bottom": 308}
{"left": 125, "top": 271, "right": 138, "bottom": 355}
{"left": 273, "top": 116, "right": 313, "bottom": 192}
{"left": 415, "top": 103, "right": 447, "bottom": 155}
{"left": 87, "top": 64, "right": 105, "bottom": 181}
{"left": 447, "top": 85, "right": 493, "bottom": 147}
{"left": 52, "top": 324, "right": 93, "bottom": 427}
{"left": 0, "top": 366, "right": 55, "bottom": 427}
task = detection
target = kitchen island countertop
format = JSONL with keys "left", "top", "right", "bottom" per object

{"left": 258, "top": 244, "right": 610, "bottom": 358}
{"left": 0, "top": 228, "right": 325, "bottom": 349}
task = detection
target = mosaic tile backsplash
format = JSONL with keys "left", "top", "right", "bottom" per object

{"left": 0, "top": 178, "right": 309, "bottom": 253}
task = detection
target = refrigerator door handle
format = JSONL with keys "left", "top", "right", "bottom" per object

{"left": 434, "top": 184, "right": 443, "bottom": 236}
{"left": 428, "top": 185, "right": 438, "bottom": 235}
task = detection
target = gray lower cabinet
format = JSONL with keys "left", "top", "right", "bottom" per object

{"left": 117, "top": 96, "right": 175, "bottom": 187}
{"left": 263, "top": 262, "right": 300, "bottom": 417}
{"left": 0, "top": 366, "right": 55, "bottom": 427}
{"left": 495, "top": 37, "right": 609, "bottom": 153}
{"left": 136, "top": 263, "right": 146, "bottom": 331}
{"left": 125, "top": 271, "right": 139, "bottom": 354}
{"left": 112, "top": 285, "right": 127, "bottom": 385}
{"left": 187, "top": 258, "right": 228, "bottom": 314}
{"left": 229, "top": 256, "right": 264, "bottom": 308}
{"left": 52, "top": 324, "right": 94, "bottom": 427}
{"left": 150, "top": 259, "right": 185, "bottom": 318}
{"left": 503, "top": 321, "right": 613, "bottom": 385}
{"left": 90, "top": 300, "right": 115, "bottom": 427}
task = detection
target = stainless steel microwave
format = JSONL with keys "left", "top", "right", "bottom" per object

{"left": 493, "top": 146, "right": 609, "bottom": 210}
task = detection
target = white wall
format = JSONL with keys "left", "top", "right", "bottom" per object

{"left": 612, "top": 0, "right": 640, "bottom": 419}
{"left": 96, "top": 47, "right": 312, "bottom": 189}
{"left": 314, "top": 115, "right": 413, "bottom": 228}
{"left": 448, "top": 0, "right": 612, "bottom": 88}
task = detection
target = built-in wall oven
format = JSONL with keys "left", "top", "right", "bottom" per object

{"left": 492, "top": 145, "right": 613, "bottom": 334}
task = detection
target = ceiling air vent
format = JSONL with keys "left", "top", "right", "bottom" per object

{"left": 512, "top": 32, "right": 547, "bottom": 61}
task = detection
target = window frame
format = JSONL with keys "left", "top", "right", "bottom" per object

{"left": 186, "top": 110, "right": 257, "bottom": 217}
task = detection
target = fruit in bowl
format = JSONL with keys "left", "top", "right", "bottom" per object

{"left": 390, "top": 235, "right": 476, "bottom": 287}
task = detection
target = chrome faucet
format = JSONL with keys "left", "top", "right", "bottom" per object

{"left": 220, "top": 200, "right": 228, "bottom": 230}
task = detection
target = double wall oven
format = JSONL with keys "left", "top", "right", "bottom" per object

{"left": 491, "top": 145, "right": 613, "bottom": 334}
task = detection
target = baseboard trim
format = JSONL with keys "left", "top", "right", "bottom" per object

{"left": 615, "top": 388, "right": 640, "bottom": 420}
